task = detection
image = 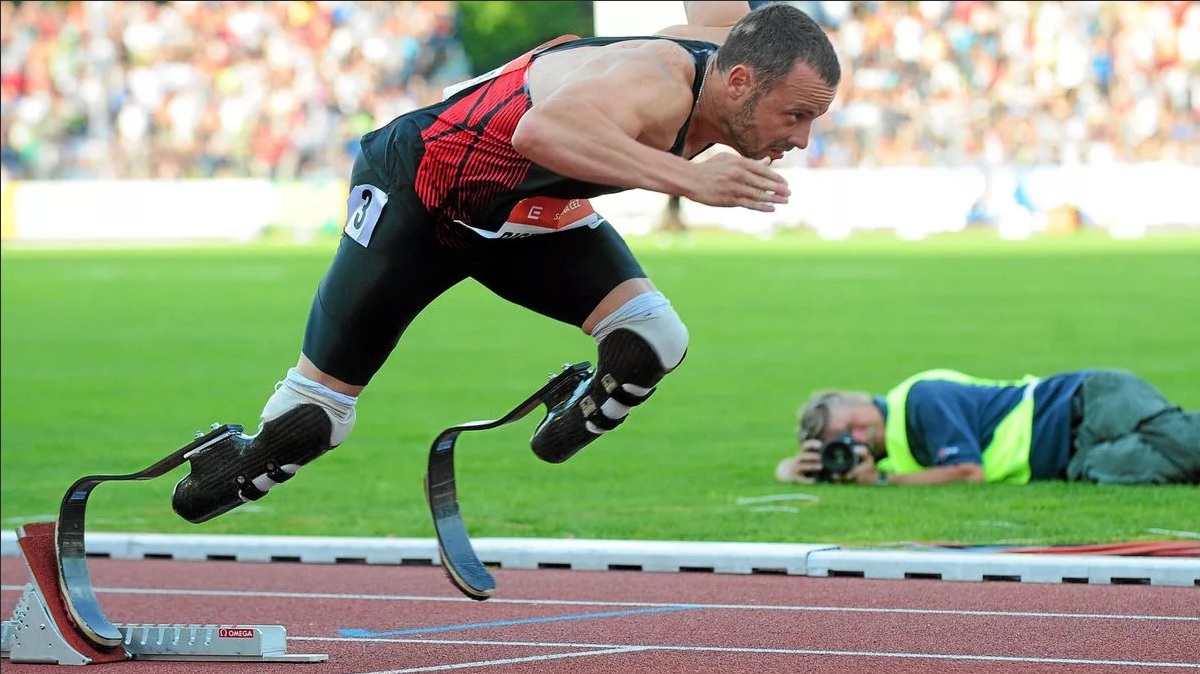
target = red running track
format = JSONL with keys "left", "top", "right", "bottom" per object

{"left": 2, "top": 557, "right": 1197, "bottom": 673}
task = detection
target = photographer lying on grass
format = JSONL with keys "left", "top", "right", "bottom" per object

{"left": 775, "top": 368, "right": 1199, "bottom": 486}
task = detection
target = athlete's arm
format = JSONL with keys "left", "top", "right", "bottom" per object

{"left": 512, "top": 46, "right": 787, "bottom": 210}
{"left": 654, "top": 1, "right": 754, "bottom": 42}
{"left": 513, "top": 55, "right": 694, "bottom": 194}
{"left": 683, "top": 1, "right": 753, "bottom": 27}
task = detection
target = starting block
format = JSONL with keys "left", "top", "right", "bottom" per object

{"left": 0, "top": 426, "right": 327, "bottom": 665}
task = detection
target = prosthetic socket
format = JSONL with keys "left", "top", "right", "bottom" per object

{"left": 171, "top": 369, "right": 356, "bottom": 524}
{"left": 532, "top": 291, "right": 688, "bottom": 463}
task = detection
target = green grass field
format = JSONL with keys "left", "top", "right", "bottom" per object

{"left": 2, "top": 230, "right": 1198, "bottom": 547}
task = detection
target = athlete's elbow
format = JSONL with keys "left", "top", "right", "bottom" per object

{"left": 511, "top": 116, "right": 552, "bottom": 162}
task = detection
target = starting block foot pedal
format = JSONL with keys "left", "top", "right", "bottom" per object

{"left": 112, "top": 623, "right": 324, "bottom": 663}
{"left": 2, "top": 584, "right": 101, "bottom": 665}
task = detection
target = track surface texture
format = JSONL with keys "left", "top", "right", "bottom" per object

{"left": 2, "top": 557, "right": 1197, "bottom": 673}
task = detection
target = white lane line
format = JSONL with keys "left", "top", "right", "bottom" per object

{"left": 2, "top": 584, "right": 1195, "bottom": 622}
{"left": 293, "top": 636, "right": 1200, "bottom": 670}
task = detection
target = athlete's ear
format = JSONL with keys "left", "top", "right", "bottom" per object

{"left": 726, "top": 64, "right": 755, "bottom": 100}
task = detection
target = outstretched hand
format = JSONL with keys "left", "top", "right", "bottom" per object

{"left": 687, "top": 154, "right": 790, "bottom": 212}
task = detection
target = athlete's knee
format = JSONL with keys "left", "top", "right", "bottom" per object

{"left": 261, "top": 367, "right": 358, "bottom": 447}
{"left": 589, "top": 290, "right": 688, "bottom": 415}
{"left": 591, "top": 290, "right": 688, "bottom": 375}
{"left": 528, "top": 293, "right": 686, "bottom": 463}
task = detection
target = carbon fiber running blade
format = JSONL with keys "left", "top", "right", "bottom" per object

{"left": 424, "top": 363, "right": 590, "bottom": 600}
{"left": 57, "top": 425, "right": 240, "bottom": 648}
{"left": 425, "top": 456, "right": 494, "bottom": 600}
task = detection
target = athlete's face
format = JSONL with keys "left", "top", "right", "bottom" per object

{"left": 723, "top": 61, "right": 836, "bottom": 161}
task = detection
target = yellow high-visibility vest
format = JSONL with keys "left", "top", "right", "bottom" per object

{"left": 878, "top": 369, "right": 1039, "bottom": 484}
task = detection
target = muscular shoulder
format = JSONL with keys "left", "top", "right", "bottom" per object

{"left": 519, "top": 39, "right": 701, "bottom": 153}
{"left": 620, "top": 39, "right": 700, "bottom": 85}
{"left": 579, "top": 38, "right": 698, "bottom": 83}
{"left": 529, "top": 39, "right": 697, "bottom": 107}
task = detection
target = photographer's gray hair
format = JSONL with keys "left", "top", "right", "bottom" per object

{"left": 797, "top": 390, "right": 872, "bottom": 441}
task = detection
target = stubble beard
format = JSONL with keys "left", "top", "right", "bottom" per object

{"left": 723, "top": 92, "right": 762, "bottom": 159}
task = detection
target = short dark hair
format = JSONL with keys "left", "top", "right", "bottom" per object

{"left": 716, "top": 4, "right": 841, "bottom": 90}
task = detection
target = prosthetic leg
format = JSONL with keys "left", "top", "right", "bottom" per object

{"left": 426, "top": 362, "right": 592, "bottom": 600}
{"left": 531, "top": 330, "right": 665, "bottom": 462}
{"left": 171, "top": 365, "right": 355, "bottom": 524}
{"left": 530, "top": 290, "right": 690, "bottom": 464}
{"left": 429, "top": 294, "right": 685, "bottom": 599}
{"left": 0, "top": 426, "right": 326, "bottom": 664}
{"left": 172, "top": 405, "right": 333, "bottom": 524}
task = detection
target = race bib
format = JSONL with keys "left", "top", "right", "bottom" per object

{"left": 344, "top": 184, "right": 389, "bottom": 247}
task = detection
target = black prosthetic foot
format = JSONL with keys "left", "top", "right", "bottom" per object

{"left": 530, "top": 369, "right": 603, "bottom": 464}
{"left": 172, "top": 404, "right": 332, "bottom": 524}
{"left": 530, "top": 329, "right": 664, "bottom": 464}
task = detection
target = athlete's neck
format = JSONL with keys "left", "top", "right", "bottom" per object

{"left": 684, "top": 59, "right": 722, "bottom": 154}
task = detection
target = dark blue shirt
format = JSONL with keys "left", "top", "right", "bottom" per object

{"left": 894, "top": 372, "right": 1087, "bottom": 480}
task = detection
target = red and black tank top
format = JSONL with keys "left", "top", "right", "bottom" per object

{"left": 363, "top": 35, "right": 717, "bottom": 241}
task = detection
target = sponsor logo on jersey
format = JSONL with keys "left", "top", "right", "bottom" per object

{"left": 456, "top": 197, "right": 602, "bottom": 239}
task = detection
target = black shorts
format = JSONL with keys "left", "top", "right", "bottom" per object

{"left": 302, "top": 152, "right": 647, "bottom": 386}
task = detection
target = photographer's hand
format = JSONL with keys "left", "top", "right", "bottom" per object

{"left": 796, "top": 439, "right": 823, "bottom": 474}
{"left": 774, "top": 440, "right": 823, "bottom": 483}
{"left": 839, "top": 445, "right": 880, "bottom": 485}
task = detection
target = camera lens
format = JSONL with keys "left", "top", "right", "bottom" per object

{"left": 819, "top": 436, "right": 860, "bottom": 475}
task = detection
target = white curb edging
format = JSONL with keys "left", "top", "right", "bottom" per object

{"left": 806, "top": 548, "right": 1200, "bottom": 586}
{"left": 2, "top": 530, "right": 1196, "bottom": 587}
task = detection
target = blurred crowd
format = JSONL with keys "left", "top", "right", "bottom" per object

{"left": 2, "top": 1, "right": 1198, "bottom": 181}
{"left": 795, "top": 0, "right": 1200, "bottom": 168}
{"left": 1, "top": 1, "right": 468, "bottom": 180}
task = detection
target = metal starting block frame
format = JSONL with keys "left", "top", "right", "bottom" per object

{"left": 1, "top": 585, "right": 316, "bottom": 663}
{"left": 0, "top": 425, "right": 327, "bottom": 665}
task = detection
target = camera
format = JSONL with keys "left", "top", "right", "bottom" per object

{"left": 813, "top": 434, "right": 863, "bottom": 483}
